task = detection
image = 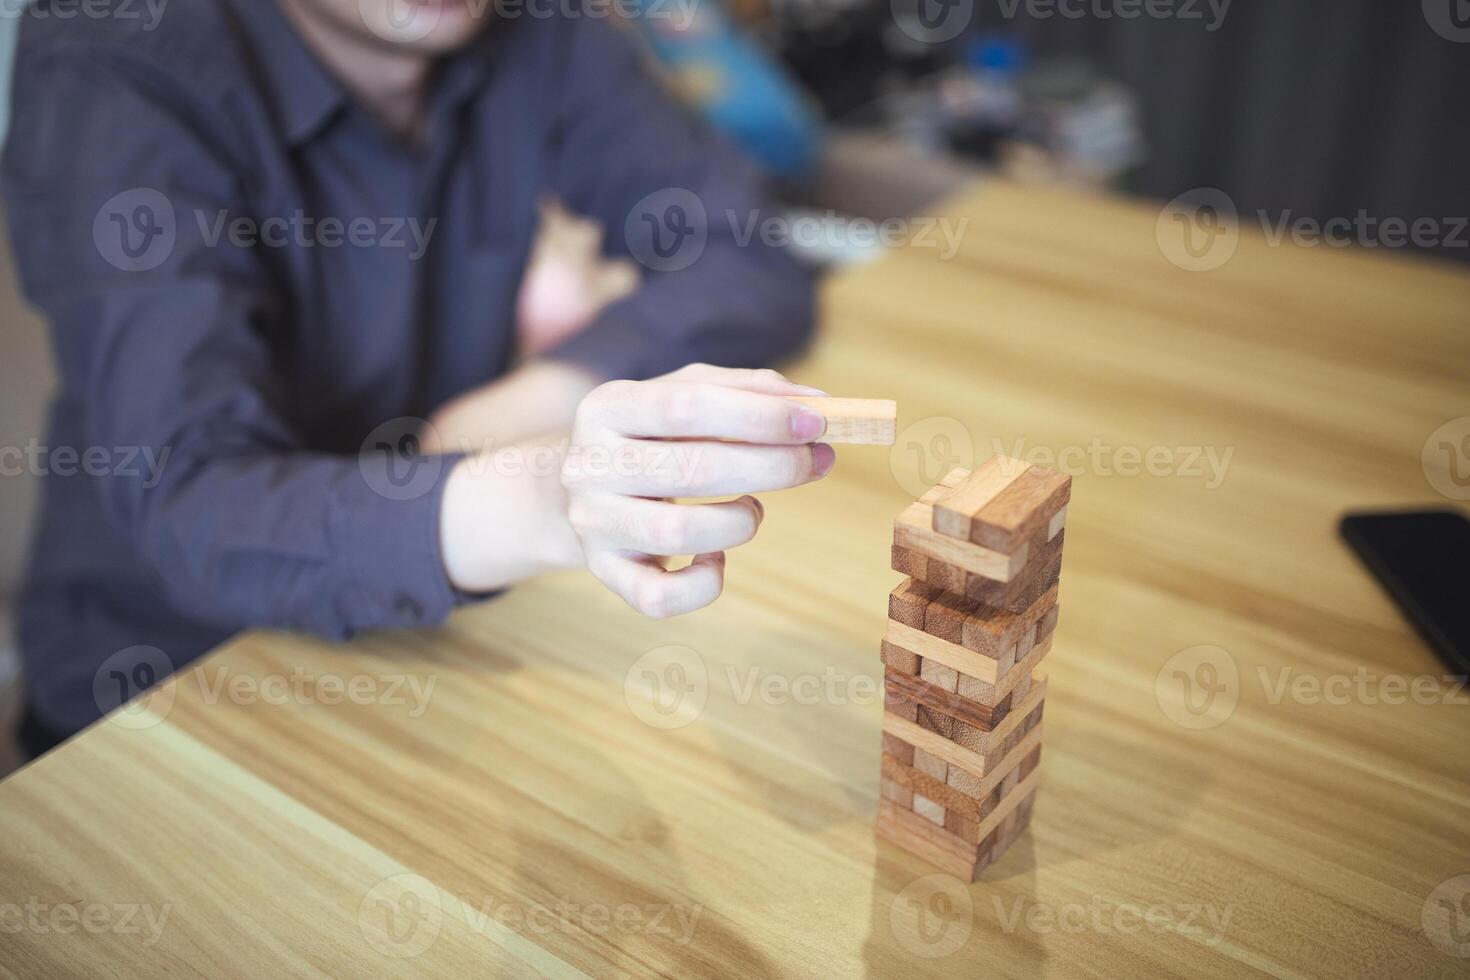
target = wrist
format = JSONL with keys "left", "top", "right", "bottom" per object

{"left": 438, "top": 444, "right": 582, "bottom": 594}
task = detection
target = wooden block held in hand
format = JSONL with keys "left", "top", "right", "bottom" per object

{"left": 788, "top": 397, "right": 897, "bottom": 445}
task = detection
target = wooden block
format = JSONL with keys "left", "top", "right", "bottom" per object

{"left": 912, "top": 747, "right": 948, "bottom": 782}
{"left": 962, "top": 585, "right": 1059, "bottom": 658}
{"left": 882, "top": 678, "right": 1047, "bottom": 780}
{"left": 923, "top": 590, "right": 976, "bottom": 644}
{"left": 880, "top": 639, "right": 919, "bottom": 675}
{"left": 882, "top": 736, "right": 1041, "bottom": 820}
{"left": 918, "top": 657, "right": 959, "bottom": 693}
{"left": 930, "top": 455, "right": 1032, "bottom": 541}
{"left": 963, "top": 532, "right": 1064, "bottom": 610}
{"left": 912, "top": 794, "right": 946, "bottom": 826}
{"left": 883, "top": 620, "right": 1002, "bottom": 685}
{"left": 875, "top": 802, "right": 982, "bottom": 880}
{"left": 963, "top": 463, "right": 1072, "bottom": 552}
{"left": 884, "top": 668, "right": 1014, "bottom": 729}
{"left": 787, "top": 396, "right": 896, "bottom": 445}
{"left": 880, "top": 777, "right": 913, "bottom": 809}
{"left": 884, "top": 690, "right": 918, "bottom": 722}
{"left": 888, "top": 578, "right": 940, "bottom": 629}
{"left": 882, "top": 732, "right": 915, "bottom": 766}
{"left": 875, "top": 771, "right": 1042, "bottom": 880}
{"left": 894, "top": 501, "right": 1029, "bottom": 581}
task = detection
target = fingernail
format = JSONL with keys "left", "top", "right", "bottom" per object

{"left": 750, "top": 496, "right": 765, "bottom": 521}
{"left": 791, "top": 406, "right": 827, "bottom": 441}
{"left": 811, "top": 443, "right": 836, "bottom": 477}
{"left": 793, "top": 385, "right": 829, "bottom": 396}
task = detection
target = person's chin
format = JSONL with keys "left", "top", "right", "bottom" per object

{"left": 368, "top": 0, "right": 491, "bottom": 52}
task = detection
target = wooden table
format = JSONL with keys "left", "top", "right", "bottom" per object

{"left": 3, "top": 184, "right": 1469, "bottom": 978}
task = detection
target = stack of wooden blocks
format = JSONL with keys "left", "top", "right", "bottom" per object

{"left": 876, "top": 455, "right": 1071, "bottom": 880}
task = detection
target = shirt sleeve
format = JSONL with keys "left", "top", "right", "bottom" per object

{"left": 1, "top": 47, "right": 464, "bottom": 640}
{"left": 540, "top": 14, "right": 819, "bottom": 382}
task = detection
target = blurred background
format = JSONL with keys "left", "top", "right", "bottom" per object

{"left": 0, "top": 0, "right": 1466, "bottom": 764}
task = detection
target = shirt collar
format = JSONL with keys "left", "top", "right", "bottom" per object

{"left": 226, "top": 0, "right": 347, "bottom": 147}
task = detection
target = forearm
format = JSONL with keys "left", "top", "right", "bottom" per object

{"left": 422, "top": 361, "right": 601, "bottom": 455}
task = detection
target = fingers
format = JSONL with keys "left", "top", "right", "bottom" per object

{"left": 590, "top": 550, "right": 727, "bottom": 619}
{"left": 565, "top": 440, "right": 834, "bottom": 497}
{"left": 571, "top": 494, "right": 764, "bottom": 557}
{"left": 583, "top": 380, "right": 828, "bottom": 444}
{"left": 663, "top": 363, "right": 828, "bottom": 397}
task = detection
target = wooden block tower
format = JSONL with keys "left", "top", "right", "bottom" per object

{"left": 876, "top": 455, "right": 1070, "bottom": 880}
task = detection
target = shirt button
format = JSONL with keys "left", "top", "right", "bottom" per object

{"left": 395, "top": 597, "right": 423, "bottom": 622}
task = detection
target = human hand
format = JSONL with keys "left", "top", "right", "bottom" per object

{"left": 561, "top": 363, "right": 834, "bottom": 618}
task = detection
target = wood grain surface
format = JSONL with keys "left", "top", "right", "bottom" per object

{"left": 3, "top": 183, "right": 1469, "bottom": 978}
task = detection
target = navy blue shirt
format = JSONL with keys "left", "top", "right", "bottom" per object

{"left": 3, "top": 0, "right": 815, "bottom": 735}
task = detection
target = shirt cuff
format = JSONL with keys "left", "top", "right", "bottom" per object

{"left": 332, "top": 450, "right": 484, "bottom": 633}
